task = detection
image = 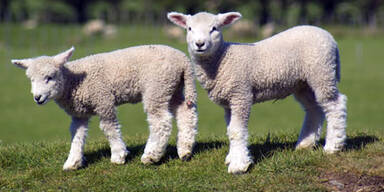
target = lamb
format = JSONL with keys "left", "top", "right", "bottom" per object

{"left": 168, "top": 11, "right": 347, "bottom": 174}
{"left": 12, "top": 45, "right": 198, "bottom": 170}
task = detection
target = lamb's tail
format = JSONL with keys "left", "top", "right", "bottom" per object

{"left": 183, "top": 61, "right": 197, "bottom": 108}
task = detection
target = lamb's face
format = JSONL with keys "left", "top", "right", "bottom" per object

{"left": 12, "top": 47, "right": 74, "bottom": 105}
{"left": 168, "top": 11, "right": 242, "bottom": 57}
{"left": 185, "top": 12, "right": 222, "bottom": 56}
{"left": 24, "top": 57, "right": 64, "bottom": 105}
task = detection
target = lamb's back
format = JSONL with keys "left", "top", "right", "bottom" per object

{"left": 217, "top": 25, "right": 338, "bottom": 102}
{"left": 65, "top": 45, "right": 188, "bottom": 106}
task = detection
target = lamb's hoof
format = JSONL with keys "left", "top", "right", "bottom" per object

{"left": 111, "top": 149, "right": 129, "bottom": 164}
{"left": 178, "top": 147, "right": 193, "bottom": 161}
{"left": 295, "top": 141, "right": 316, "bottom": 150}
{"left": 63, "top": 157, "right": 83, "bottom": 171}
{"left": 227, "top": 156, "right": 253, "bottom": 174}
{"left": 324, "top": 145, "right": 343, "bottom": 154}
{"left": 141, "top": 153, "right": 161, "bottom": 165}
{"left": 179, "top": 152, "right": 192, "bottom": 161}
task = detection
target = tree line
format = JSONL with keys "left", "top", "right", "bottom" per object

{"left": 0, "top": 0, "right": 383, "bottom": 28}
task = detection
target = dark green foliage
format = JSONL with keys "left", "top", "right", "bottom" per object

{"left": 1, "top": 0, "right": 384, "bottom": 28}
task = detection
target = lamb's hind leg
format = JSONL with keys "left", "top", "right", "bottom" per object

{"left": 63, "top": 117, "right": 89, "bottom": 170}
{"left": 225, "top": 101, "right": 253, "bottom": 174}
{"left": 99, "top": 113, "right": 129, "bottom": 165}
{"left": 171, "top": 94, "right": 198, "bottom": 161}
{"left": 294, "top": 87, "right": 325, "bottom": 149}
{"left": 319, "top": 93, "right": 347, "bottom": 153}
{"left": 141, "top": 102, "right": 173, "bottom": 164}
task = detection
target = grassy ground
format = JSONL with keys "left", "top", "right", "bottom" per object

{"left": 0, "top": 24, "right": 383, "bottom": 191}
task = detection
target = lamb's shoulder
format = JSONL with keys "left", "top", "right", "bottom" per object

{"left": 57, "top": 60, "right": 111, "bottom": 117}
{"left": 55, "top": 81, "right": 96, "bottom": 118}
{"left": 199, "top": 44, "right": 254, "bottom": 106}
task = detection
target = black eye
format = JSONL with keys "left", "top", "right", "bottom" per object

{"left": 210, "top": 26, "right": 217, "bottom": 33}
{"left": 46, "top": 76, "right": 53, "bottom": 83}
{"left": 188, "top": 27, "right": 192, "bottom": 31}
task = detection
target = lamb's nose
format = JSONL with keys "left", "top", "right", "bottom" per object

{"left": 196, "top": 42, "right": 205, "bottom": 48}
{"left": 34, "top": 95, "right": 41, "bottom": 102}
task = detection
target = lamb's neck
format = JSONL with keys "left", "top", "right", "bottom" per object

{"left": 190, "top": 42, "right": 228, "bottom": 91}
{"left": 55, "top": 66, "right": 84, "bottom": 105}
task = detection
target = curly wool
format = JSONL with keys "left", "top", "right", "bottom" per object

{"left": 13, "top": 45, "right": 198, "bottom": 170}
{"left": 194, "top": 26, "right": 340, "bottom": 105}
{"left": 168, "top": 11, "right": 347, "bottom": 174}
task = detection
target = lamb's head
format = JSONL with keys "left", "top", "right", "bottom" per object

{"left": 167, "top": 11, "right": 241, "bottom": 57}
{"left": 12, "top": 47, "right": 74, "bottom": 105}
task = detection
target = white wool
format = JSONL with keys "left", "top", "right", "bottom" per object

{"left": 12, "top": 45, "right": 198, "bottom": 170}
{"left": 168, "top": 11, "right": 347, "bottom": 174}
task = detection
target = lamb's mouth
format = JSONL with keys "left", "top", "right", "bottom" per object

{"left": 196, "top": 49, "right": 206, "bottom": 53}
{"left": 34, "top": 96, "right": 48, "bottom": 105}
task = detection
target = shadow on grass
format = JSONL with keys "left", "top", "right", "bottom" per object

{"left": 319, "top": 135, "right": 379, "bottom": 151}
{"left": 249, "top": 140, "right": 297, "bottom": 163}
{"left": 84, "top": 144, "right": 145, "bottom": 167}
{"left": 156, "top": 141, "right": 226, "bottom": 164}
{"left": 83, "top": 141, "right": 226, "bottom": 167}
{"left": 249, "top": 135, "right": 379, "bottom": 164}
{"left": 83, "top": 135, "right": 379, "bottom": 168}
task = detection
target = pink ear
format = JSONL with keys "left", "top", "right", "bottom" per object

{"left": 218, "top": 12, "right": 242, "bottom": 27}
{"left": 167, "top": 12, "right": 189, "bottom": 29}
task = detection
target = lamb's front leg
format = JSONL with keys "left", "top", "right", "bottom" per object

{"left": 99, "top": 116, "right": 129, "bottom": 165}
{"left": 225, "top": 103, "right": 253, "bottom": 174}
{"left": 63, "top": 117, "right": 89, "bottom": 170}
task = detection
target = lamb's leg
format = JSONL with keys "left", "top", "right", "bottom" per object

{"left": 99, "top": 116, "right": 129, "bottom": 164}
{"left": 319, "top": 93, "right": 347, "bottom": 153}
{"left": 174, "top": 100, "right": 198, "bottom": 161}
{"left": 225, "top": 104, "right": 253, "bottom": 174}
{"left": 63, "top": 117, "right": 89, "bottom": 170}
{"left": 224, "top": 108, "right": 231, "bottom": 165}
{"left": 141, "top": 106, "right": 173, "bottom": 164}
{"left": 294, "top": 88, "right": 325, "bottom": 149}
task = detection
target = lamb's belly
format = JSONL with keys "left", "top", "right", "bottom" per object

{"left": 253, "top": 87, "right": 295, "bottom": 103}
{"left": 115, "top": 92, "right": 142, "bottom": 105}
{"left": 56, "top": 101, "right": 95, "bottom": 118}
{"left": 207, "top": 89, "right": 230, "bottom": 107}
{"left": 113, "top": 82, "right": 142, "bottom": 105}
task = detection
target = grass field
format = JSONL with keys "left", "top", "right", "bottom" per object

{"left": 0, "top": 24, "right": 383, "bottom": 191}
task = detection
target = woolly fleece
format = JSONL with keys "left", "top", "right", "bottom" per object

{"left": 12, "top": 45, "right": 198, "bottom": 170}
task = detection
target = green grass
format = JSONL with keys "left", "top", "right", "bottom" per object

{"left": 0, "top": 24, "right": 383, "bottom": 191}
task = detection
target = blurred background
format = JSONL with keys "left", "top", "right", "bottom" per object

{"left": 0, "top": 0, "right": 383, "bottom": 144}
{"left": 1, "top": 0, "right": 383, "bottom": 28}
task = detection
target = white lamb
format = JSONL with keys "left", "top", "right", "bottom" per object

{"left": 168, "top": 12, "right": 347, "bottom": 174}
{"left": 12, "top": 45, "right": 198, "bottom": 170}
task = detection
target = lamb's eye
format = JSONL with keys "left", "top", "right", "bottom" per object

{"left": 210, "top": 26, "right": 217, "bottom": 33}
{"left": 188, "top": 27, "right": 192, "bottom": 31}
{"left": 46, "top": 76, "right": 53, "bottom": 83}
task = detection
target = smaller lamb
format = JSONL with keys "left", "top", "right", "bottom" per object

{"left": 12, "top": 45, "right": 197, "bottom": 170}
{"left": 168, "top": 12, "right": 347, "bottom": 174}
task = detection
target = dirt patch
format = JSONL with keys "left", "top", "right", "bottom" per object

{"left": 320, "top": 170, "right": 384, "bottom": 192}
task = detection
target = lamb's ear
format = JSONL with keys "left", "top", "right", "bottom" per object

{"left": 11, "top": 59, "right": 31, "bottom": 70}
{"left": 54, "top": 46, "right": 74, "bottom": 66}
{"left": 167, "top": 12, "right": 189, "bottom": 29}
{"left": 217, "top": 12, "right": 242, "bottom": 27}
